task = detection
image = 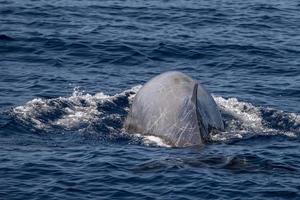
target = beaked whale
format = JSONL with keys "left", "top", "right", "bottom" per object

{"left": 124, "top": 71, "right": 224, "bottom": 147}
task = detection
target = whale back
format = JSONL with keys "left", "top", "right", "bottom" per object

{"left": 125, "top": 71, "right": 223, "bottom": 147}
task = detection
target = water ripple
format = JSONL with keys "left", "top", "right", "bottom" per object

{"left": 1, "top": 0, "right": 300, "bottom": 199}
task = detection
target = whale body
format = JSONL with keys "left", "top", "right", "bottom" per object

{"left": 124, "top": 71, "right": 224, "bottom": 147}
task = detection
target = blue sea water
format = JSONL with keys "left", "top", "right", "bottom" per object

{"left": 0, "top": 0, "right": 300, "bottom": 199}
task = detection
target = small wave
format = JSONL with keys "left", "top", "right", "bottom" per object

{"left": 10, "top": 86, "right": 299, "bottom": 147}
{"left": 133, "top": 153, "right": 298, "bottom": 174}
{"left": 0, "top": 34, "right": 14, "bottom": 41}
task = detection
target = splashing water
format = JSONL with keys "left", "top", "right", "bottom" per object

{"left": 11, "top": 86, "right": 299, "bottom": 147}
{"left": 213, "top": 96, "right": 299, "bottom": 142}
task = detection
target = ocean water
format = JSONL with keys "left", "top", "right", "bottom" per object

{"left": 0, "top": 0, "right": 300, "bottom": 199}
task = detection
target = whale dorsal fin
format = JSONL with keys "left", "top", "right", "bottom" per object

{"left": 191, "top": 83, "right": 211, "bottom": 143}
{"left": 191, "top": 83, "right": 198, "bottom": 104}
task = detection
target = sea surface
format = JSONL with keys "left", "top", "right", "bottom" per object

{"left": 0, "top": 0, "right": 300, "bottom": 199}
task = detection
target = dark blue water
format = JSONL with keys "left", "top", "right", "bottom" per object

{"left": 1, "top": 0, "right": 300, "bottom": 199}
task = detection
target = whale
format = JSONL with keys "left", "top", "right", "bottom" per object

{"left": 124, "top": 71, "right": 224, "bottom": 147}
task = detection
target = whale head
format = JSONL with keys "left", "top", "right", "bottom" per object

{"left": 125, "top": 71, "right": 224, "bottom": 147}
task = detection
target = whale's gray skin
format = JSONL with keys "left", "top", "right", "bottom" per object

{"left": 125, "top": 71, "right": 224, "bottom": 147}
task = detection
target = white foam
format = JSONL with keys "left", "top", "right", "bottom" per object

{"left": 214, "top": 96, "right": 264, "bottom": 130}
{"left": 13, "top": 87, "right": 120, "bottom": 130}
{"left": 13, "top": 98, "right": 51, "bottom": 129}
{"left": 212, "top": 96, "right": 299, "bottom": 141}
{"left": 137, "top": 134, "right": 171, "bottom": 147}
{"left": 53, "top": 89, "right": 111, "bottom": 129}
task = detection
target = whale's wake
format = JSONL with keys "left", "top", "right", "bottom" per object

{"left": 10, "top": 86, "right": 299, "bottom": 147}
